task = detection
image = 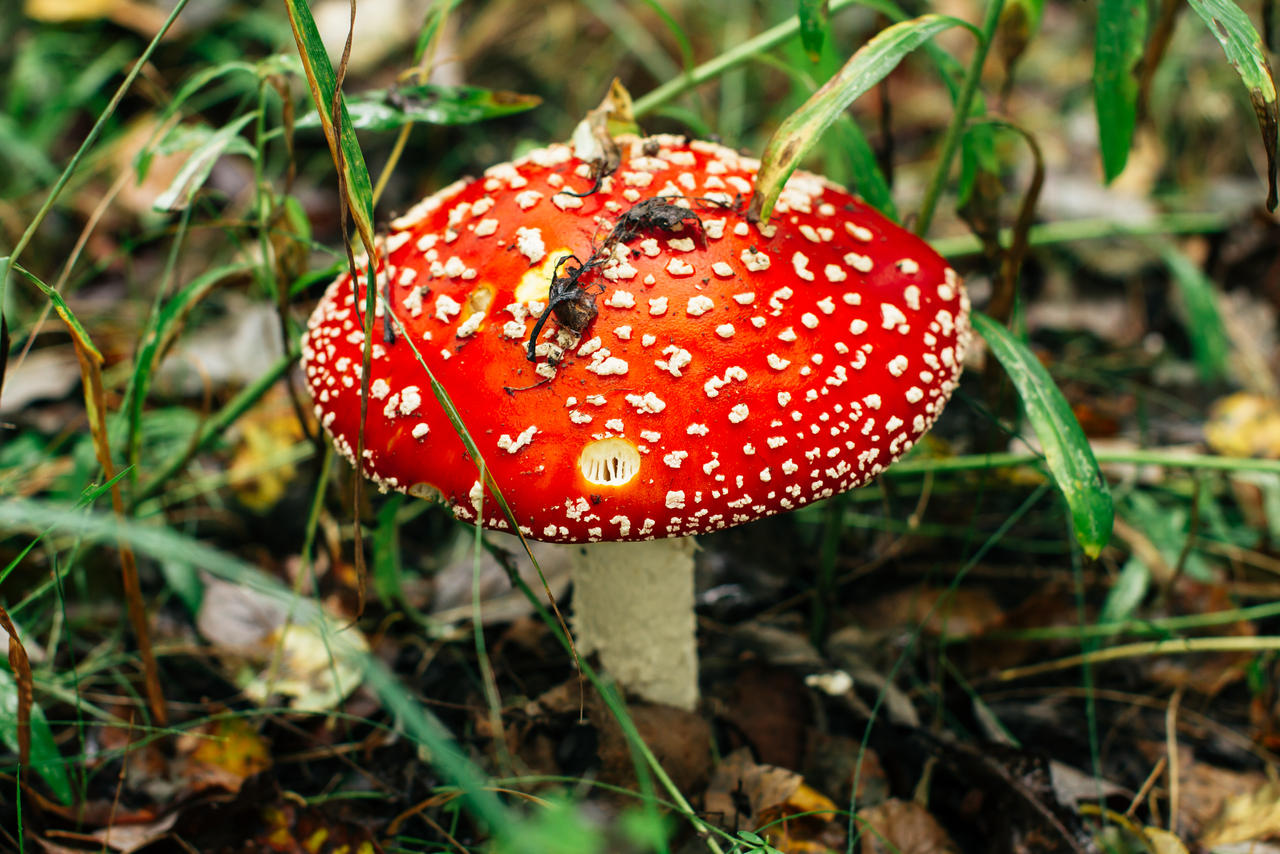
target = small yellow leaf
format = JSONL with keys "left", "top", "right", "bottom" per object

{"left": 1200, "top": 781, "right": 1280, "bottom": 847}
{"left": 24, "top": 0, "right": 116, "bottom": 21}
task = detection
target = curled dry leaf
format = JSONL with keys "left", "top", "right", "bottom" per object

{"left": 196, "top": 577, "right": 368, "bottom": 712}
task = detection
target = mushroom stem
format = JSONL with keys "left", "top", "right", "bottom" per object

{"left": 570, "top": 537, "right": 698, "bottom": 710}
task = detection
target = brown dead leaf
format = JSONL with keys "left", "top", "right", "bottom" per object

{"left": 706, "top": 747, "right": 805, "bottom": 831}
{"left": 589, "top": 692, "right": 711, "bottom": 795}
{"left": 856, "top": 798, "right": 960, "bottom": 854}
{"left": 706, "top": 748, "right": 847, "bottom": 852}
{"left": 851, "top": 586, "right": 1006, "bottom": 638}
{"left": 723, "top": 665, "right": 810, "bottom": 769}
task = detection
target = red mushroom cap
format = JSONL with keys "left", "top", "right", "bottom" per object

{"left": 301, "top": 135, "right": 970, "bottom": 543}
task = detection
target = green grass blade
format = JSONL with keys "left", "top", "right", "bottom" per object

{"left": 5, "top": 260, "right": 102, "bottom": 363}
{"left": 295, "top": 83, "right": 540, "bottom": 132}
{"left": 122, "top": 261, "right": 255, "bottom": 469}
{"left": 640, "top": 0, "right": 696, "bottom": 73}
{"left": 1184, "top": 0, "right": 1280, "bottom": 210}
{"left": 1151, "top": 240, "right": 1231, "bottom": 381}
{"left": 971, "top": 311, "right": 1115, "bottom": 557}
{"left": 1093, "top": 0, "right": 1148, "bottom": 182}
{"left": 750, "top": 14, "right": 971, "bottom": 223}
{"left": 0, "top": 668, "right": 71, "bottom": 804}
{"left": 152, "top": 114, "right": 258, "bottom": 212}
{"left": 799, "top": 0, "right": 831, "bottom": 61}
{"left": 753, "top": 52, "right": 897, "bottom": 218}
{"left": 282, "top": 0, "right": 377, "bottom": 255}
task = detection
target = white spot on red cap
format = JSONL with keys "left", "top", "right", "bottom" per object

{"left": 515, "top": 227, "right": 545, "bottom": 264}
{"left": 497, "top": 425, "right": 537, "bottom": 454}
{"left": 687, "top": 295, "right": 714, "bottom": 316}
{"left": 667, "top": 258, "right": 695, "bottom": 277}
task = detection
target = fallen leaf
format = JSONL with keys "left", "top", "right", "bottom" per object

{"left": 1200, "top": 780, "right": 1280, "bottom": 848}
{"left": 197, "top": 578, "right": 368, "bottom": 712}
{"left": 856, "top": 798, "right": 960, "bottom": 854}
{"left": 1206, "top": 393, "right": 1280, "bottom": 458}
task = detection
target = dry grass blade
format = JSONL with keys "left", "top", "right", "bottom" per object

{"left": 0, "top": 606, "right": 32, "bottom": 772}
{"left": 8, "top": 262, "right": 167, "bottom": 726}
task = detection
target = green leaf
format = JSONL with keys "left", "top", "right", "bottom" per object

{"left": 749, "top": 14, "right": 971, "bottom": 223}
{"left": 1097, "top": 557, "right": 1150, "bottom": 627}
{"left": 0, "top": 667, "right": 71, "bottom": 804}
{"left": 971, "top": 312, "right": 1115, "bottom": 557}
{"left": 1151, "top": 240, "right": 1231, "bottom": 381}
{"left": 295, "top": 83, "right": 541, "bottom": 132}
{"left": 152, "top": 115, "right": 259, "bottom": 212}
{"left": 1093, "top": 0, "right": 1147, "bottom": 182}
{"left": 1184, "top": 0, "right": 1279, "bottom": 210}
{"left": 799, "top": 0, "right": 831, "bottom": 61}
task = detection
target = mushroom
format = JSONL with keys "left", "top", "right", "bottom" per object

{"left": 301, "top": 135, "right": 970, "bottom": 710}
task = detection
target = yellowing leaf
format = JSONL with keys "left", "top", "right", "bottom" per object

{"left": 1206, "top": 393, "right": 1280, "bottom": 458}
{"left": 1201, "top": 780, "right": 1280, "bottom": 847}
{"left": 24, "top": 0, "right": 116, "bottom": 21}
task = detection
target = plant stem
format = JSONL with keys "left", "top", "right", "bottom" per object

{"left": 632, "top": 0, "right": 864, "bottom": 117}
{"left": 884, "top": 448, "right": 1280, "bottom": 477}
{"left": 914, "top": 0, "right": 1006, "bottom": 236}
{"left": 998, "top": 636, "right": 1280, "bottom": 681}
{"left": 927, "top": 210, "right": 1230, "bottom": 257}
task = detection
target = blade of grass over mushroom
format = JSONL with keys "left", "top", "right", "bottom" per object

{"left": 752, "top": 52, "right": 896, "bottom": 218}
{"left": 1151, "top": 240, "right": 1231, "bottom": 381}
{"left": 1093, "top": 0, "right": 1147, "bottom": 182}
{"left": 748, "top": 14, "right": 971, "bottom": 224}
{"left": 379, "top": 308, "right": 578, "bottom": 660}
{"left": 1185, "top": 0, "right": 1280, "bottom": 210}
{"left": 295, "top": 84, "right": 541, "bottom": 132}
{"left": 0, "top": 606, "right": 72, "bottom": 805}
{"left": 282, "top": 0, "right": 376, "bottom": 254}
{"left": 971, "top": 311, "right": 1114, "bottom": 558}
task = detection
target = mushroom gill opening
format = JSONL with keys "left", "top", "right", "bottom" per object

{"left": 578, "top": 437, "right": 641, "bottom": 486}
{"left": 465, "top": 284, "right": 494, "bottom": 316}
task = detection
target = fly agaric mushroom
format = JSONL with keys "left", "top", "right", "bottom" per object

{"left": 301, "top": 135, "right": 970, "bottom": 710}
